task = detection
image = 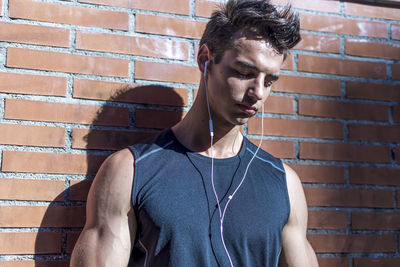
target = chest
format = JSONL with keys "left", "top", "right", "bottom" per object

{"left": 135, "top": 157, "right": 289, "bottom": 243}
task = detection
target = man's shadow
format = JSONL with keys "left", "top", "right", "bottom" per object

{"left": 34, "top": 84, "right": 185, "bottom": 265}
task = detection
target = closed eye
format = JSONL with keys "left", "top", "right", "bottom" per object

{"left": 232, "top": 67, "right": 278, "bottom": 87}
{"left": 232, "top": 68, "right": 256, "bottom": 79}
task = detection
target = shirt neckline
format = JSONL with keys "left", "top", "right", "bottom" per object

{"left": 166, "top": 128, "right": 248, "bottom": 163}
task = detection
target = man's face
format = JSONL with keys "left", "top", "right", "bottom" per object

{"left": 205, "top": 33, "right": 284, "bottom": 127}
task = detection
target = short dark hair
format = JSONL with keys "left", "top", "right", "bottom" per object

{"left": 199, "top": 0, "right": 301, "bottom": 63}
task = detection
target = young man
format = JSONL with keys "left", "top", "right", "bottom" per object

{"left": 71, "top": 0, "right": 318, "bottom": 266}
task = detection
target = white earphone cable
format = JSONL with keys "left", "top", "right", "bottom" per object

{"left": 204, "top": 61, "right": 265, "bottom": 267}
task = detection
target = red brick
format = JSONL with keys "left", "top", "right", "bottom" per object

{"left": 69, "top": 180, "right": 92, "bottom": 201}
{"left": 195, "top": 0, "right": 221, "bottom": 17}
{"left": 0, "top": 178, "right": 64, "bottom": 201}
{"left": 0, "top": 260, "right": 69, "bottom": 267}
{"left": 300, "top": 142, "right": 391, "bottom": 163}
{"left": 346, "top": 39, "right": 400, "bottom": 60}
{"left": 72, "top": 128, "right": 155, "bottom": 150}
{"left": 392, "top": 24, "right": 400, "bottom": 41}
{"left": 298, "top": 54, "right": 387, "bottom": 79}
{"left": 0, "top": 123, "right": 65, "bottom": 147}
{"left": 308, "top": 210, "right": 347, "bottom": 230}
{"left": 6, "top": 47, "right": 129, "bottom": 77}
{"left": 308, "top": 234, "right": 396, "bottom": 253}
{"left": 271, "top": 0, "right": 341, "bottom": 13}
{"left": 350, "top": 166, "right": 400, "bottom": 186}
{"left": 73, "top": 78, "right": 188, "bottom": 107}
{"left": 354, "top": 258, "right": 400, "bottom": 267}
{"left": 273, "top": 75, "right": 341, "bottom": 96}
{"left": 345, "top": 2, "right": 400, "bottom": 21}
{"left": 131, "top": 0, "right": 190, "bottom": 14}
{"left": 79, "top": 0, "right": 190, "bottom": 15}
{"left": 193, "top": 88, "right": 200, "bottom": 101}
{"left": 393, "top": 106, "right": 400, "bottom": 123}
{"left": 352, "top": 212, "right": 400, "bottom": 230}
{"left": 76, "top": 30, "right": 190, "bottom": 60}
{"left": 194, "top": 42, "right": 201, "bottom": 61}
{"left": 0, "top": 21, "right": 69, "bottom": 47}
{"left": 397, "top": 148, "right": 400, "bottom": 164}
{"left": 317, "top": 258, "right": 349, "bottom": 267}
{"left": 299, "top": 98, "right": 388, "bottom": 121}
{"left": 349, "top": 124, "right": 400, "bottom": 143}
{"left": 67, "top": 231, "right": 81, "bottom": 253}
{"left": 398, "top": 190, "right": 400, "bottom": 207}
{"left": 0, "top": 206, "right": 85, "bottom": 228}
{"left": 248, "top": 117, "right": 343, "bottom": 139}
{"left": 2, "top": 151, "right": 105, "bottom": 175}
{"left": 135, "top": 109, "right": 184, "bottom": 129}
{"left": 393, "top": 64, "right": 400, "bottom": 80}
{"left": 249, "top": 139, "right": 294, "bottom": 159}
{"left": 135, "top": 61, "right": 200, "bottom": 84}
{"left": 135, "top": 13, "right": 207, "bottom": 39}
{"left": 262, "top": 95, "right": 293, "bottom": 114}
{"left": 346, "top": 81, "right": 400, "bottom": 102}
{"left": 9, "top": 0, "right": 129, "bottom": 30}
{"left": 295, "top": 33, "right": 340, "bottom": 53}
{"left": 304, "top": 188, "right": 393, "bottom": 208}
{"left": 0, "top": 232, "right": 62, "bottom": 254}
{"left": 300, "top": 13, "right": 387, "bottom": 38}
{"left": 289, "top": 164, "right": 345, "bottom": 184}
{"left": 4, "top": 99, "right": 129, "bottom": 126}
{"left": 281, "top": 54, "right": 294, "bottom": 70}
{"left": 0, "top": 72, "right": 67, "bottom": 96}
{"left": 392, "top": 106, "right": 400, "bottom": 126}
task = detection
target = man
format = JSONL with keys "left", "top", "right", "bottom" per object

{"left": 71, "top": 0, "right": 318, "bottom": 266}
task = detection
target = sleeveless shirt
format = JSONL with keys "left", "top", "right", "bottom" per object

{"left": 127, "top": 129, "right": 290, "bottom": 267}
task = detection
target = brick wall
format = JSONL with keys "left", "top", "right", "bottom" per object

{"left": 0, "top": 0, "right": 399, "bottom": 266}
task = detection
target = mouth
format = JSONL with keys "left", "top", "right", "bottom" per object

{"left": 237, "top": 104, "right": 257, "bottom": 116}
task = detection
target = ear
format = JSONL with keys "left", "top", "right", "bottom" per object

{"left": 197, "top": 44, "right": 212, "bottom": 74}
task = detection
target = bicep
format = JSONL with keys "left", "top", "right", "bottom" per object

{"left": 71, "top": 149, "right": 136, "bottom": 267}
{"left": 279, "top": 164, "right": 318, "bottom": 267}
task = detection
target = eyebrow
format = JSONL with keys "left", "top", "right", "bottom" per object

{"left": 235, "top": 61, "right": 280, "bottom": 81}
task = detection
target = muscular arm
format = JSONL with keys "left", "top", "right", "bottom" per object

{"left": 278, "top": 164, "right": 318, "bottom": 267}
{"left": 71, "top": 148, "right": 136, "bottom": 267}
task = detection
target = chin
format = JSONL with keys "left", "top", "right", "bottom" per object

{"left": 222, "top": 113, "right": 252, "bottom": 127}
{"left": 234, "top": 117, "right": 250, "bottom": 125}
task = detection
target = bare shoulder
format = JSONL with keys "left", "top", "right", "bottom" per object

{"left": 280, "top": 166, "right": 319, "bottom": 266}
{"left": 101, "top": 147, "right": 135, "bottom": 174}
{"left": 282, "top": 163, "right": 308, "bottom": 226}
{"left": 282, "top": 163, "right": 303, "bottom": 195}
{"left": 71, "top": 148, "right": 136, "bottom": 266}
{"left": 86, "top": 148, "right": 135, "bottom": 224}
{"left": 92, "top": 148, "right": 134, "bottom": 194}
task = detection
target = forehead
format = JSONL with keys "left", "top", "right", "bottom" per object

{"left": 223, "top": 32, "right": 284, "bottom": 73}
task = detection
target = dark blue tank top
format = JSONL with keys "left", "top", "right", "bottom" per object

{"left": 128, "top": 129, "right": 290, "bottom": 267}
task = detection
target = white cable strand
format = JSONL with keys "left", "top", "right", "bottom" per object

{"left": 221, "top": 105, "right": 264, "bottom": 224}
{"left": 205, "top": 61, "right": 222, "bottom": 219}
{"left": 204, "top": 61, "right": 265, "bottom": 267}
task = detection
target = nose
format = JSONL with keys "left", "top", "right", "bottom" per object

{"left": 248, "top": 75, "right": 265, "bottom": 101}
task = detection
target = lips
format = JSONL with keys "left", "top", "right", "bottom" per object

{"left": 237, "top": 104, "right": 257, "bottom": 115}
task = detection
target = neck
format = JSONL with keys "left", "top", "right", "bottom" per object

{"left": 172, "top": 87, "right": 244, "bottom": 158}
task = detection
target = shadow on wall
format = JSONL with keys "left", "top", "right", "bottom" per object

{"left": 34, "top": 85, "right": 185, "bottom": 266}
